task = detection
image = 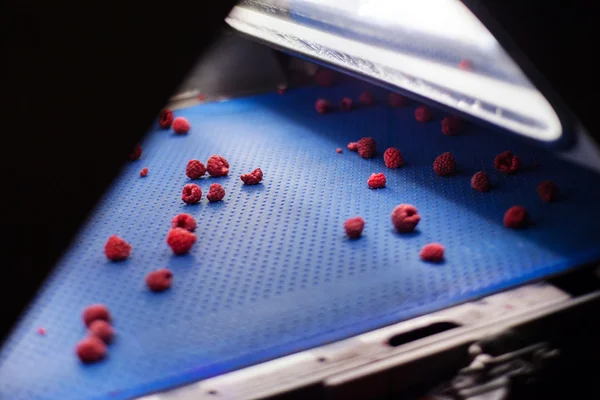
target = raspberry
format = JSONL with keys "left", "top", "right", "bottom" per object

{"left": 433, "top": 152, "right": 456, "bottom": 176}
{"left": 458, "top": 59, "right": 472, "bottom": 71}
{"left": 88, "top": 320, "right": 115, "bottom": 344}
{"left": 391, "top": 204, "right": 421, "bottom": 233}
{"left": 347, "top": 142, "right": 358, "bottom": 151}
{"left": 384, "top": 147, "right": 404, "bottom": 168}
{"left": 344, "top": 216, "right": 365, "bottom": 239}
{"left": 140, "top": 168, "right": 148, "bottom": 177}
{"left": 388, "top": 93, "right": 408, "bottom": 107}
{"left": 37, "top": 327, "right": 46, "bottom": 336}
{"left": 339, "top": 97, "right": 353, "bottom": 111}
{"left": 158, "top": 109, "right": 174, "bottom": 129}
{"left": 420, "top": 243, "right": 445, "bottom": 262}
{"left": 504, "top": 206, "right": 528, "bottom": 229}
{"left": 336, "top": 148, "right": 342, "bottom": 154}
{"left": 181, "top": 183, "right": 202, "bottom": 204}
{"left": 537, "top": 180, "right": 559, "bottom": 203}
{"left": 441, "top": 116, "right": 463, "bottom": 136}
{"left": 172, "top": 117, "right": 190, "bottom": 134}
{"left": 315, "top": 99, "right": 332, "bottom": 114}
{"left": 207, "top": 183, "right": 225, "bottom": 202}
{"left": 75, "top": 336, "right": 107, "bottom": 364}
{"left": 207, "top": 155, "right": 230, "bottom": 177}
{"left": 82, "top": 304, "right": 111, "bottom": 327}
{"left": 315, "top": 69, "right": 334, "bottom": 86}
{"left": 146, "top": 268, "right": 173, "bottom": 292}
{"left": 415, "top": 106, "right": 433, "bottom": 122}
{"left": 241, "top": 168, "right": 263, "bottom": 185}
{"left": 186, "top": 159, "right": 206, "bottom": 179}
{"left": 171, "top": 213, "right": 197, "bottom": 232}
{"left": 166, "top": 228, "right": 197, "bottom": 255}
{"left": 277, "top": 83, "right": 287, "bottom": 94}
{"left": 104, "top": 235, "right": 131, "bottom": 261}
{"left": 359, "top": 91, "right": 375, "bottom": 105}
{"left": 128, "top": 144, "right": 142, "bottom": 161}
{"left": 494, "top": 151, "right": 521, "bottom": 174}
{"left": 471, "top": 171, "right": 491, "bottom": 192}
{"left": 357, "top": 137, "right": 377, "bottom": 159}
{"left": 367, "top": 173, "right": 386, "bottom": 189}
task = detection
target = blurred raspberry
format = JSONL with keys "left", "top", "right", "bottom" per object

{"left": 75, "top": 336, "right": 107, "bottom": 364}
{"left": 391, "top": 204, "right": 420, "bottom": 233}
{"left": 359, "top": 91, "right": 375, "bottom": 105}
{"left": 315, "top": 99, "right": 332, "bottom": 114}
{"left": 166, "top": 228, "right": 197, "bottom": 255}
{"left": 388, "top": 93, "right": 408, "bottom": 107}
{"left": 146, "top": 268, "right": 173, "bottom": 292}
{"left": 241, "top": 168, "right": 263, "bottom": 185}
{"left": 339, "top": 97, "right": 353, "bottom": 111}
{"left": 458, "top": 59, "right": 473, "bottom": 71}
{"left": 357, "top": 137, "right": 377, "bottom": 159}
{"left": 537, "top": 180, "right": 559, "bottom": 203}
{"left": 171, "top": 213, "right": 197, "bottom": 232}
{"left": 347, "top": 142, "right": 358, "bottom": 151}
{"left": 503, "top": 206, "right": 528, "bottom": 229}
{"left": 471, "top": 171, "right": 491, "bottom": 192}
{"left": 128, "top": 144, "right": 142, "bottom": 161}
{"left": 315, "top": 69, "right": 334, "bottom": 86}
{"left": 367, "top": 173, "right": 386, "bottom": 189}
{"left": 207, "top": 183, "right": 225, "bottom": 202}
{"left": 441, "top": 116, "right": 463, "bottom": 136}
{"left": 336, "top": 148, "right": 342, "bottom": 154}
{"left": 140, "top": 168, "right": 148, "bottom": 177}
{"left": 158, "top": 109, "right": 174, "bottom": 129}
{"left": 344, "top": 216, "right": 365, "bottom": 239}
{"left": 88, "top": 320, "right": 115, "bottom": 344}
{"left": 420, "top": 243, "right": 445, "bottom": 262}
{"left": 186, "top": 159, "right": 206, "bottom": 179}
{"left": 415, "top": 106, "right": 433, "bottom": 122}
{"left": 37, "top": 327, "right": 46, "bottom": 336}
{"left": 494, "top": 151, "right": 521, "bottom": 174}
{"left": 104, "top": 235, "right": 131, "bottom": 261}
{"left": 433, "top": 152, "right": 456, "bottom": 176}
{"left": 384, "top": 147, "right": 404, "bottom": 168}
{"left": 277, "top": 83, "right": 287, "bottom": 94}
{"left": 82, "top": 304, "right": 111, "bottom": 327}
{"left": 181, "top": 183, "right": 202, "bottom": 204}
{"left": 207, "top": 155, "right": 230, "bottom": 177}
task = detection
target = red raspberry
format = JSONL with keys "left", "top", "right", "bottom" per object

{"left": 441, "top": 116, "right": 463, "bottom": 136}
{"left": 420, "top": 243, "right": 445, "bottom": 262}
{"left": 171, "top": 213, "right": 197, "bottom": 232}
{"left": 241, "top": 168, "right": 263, "bottom": 185}
{"left": 357, "top": 137, "right": 377, "bottom": 159}
{"left": 359, "top": 91, "right": 375, "bottom": 105}
{"left": 336, "top": 148, "right": 342, "bottom": 154}
{"left": 186, "top": 159, "right": 206, "bottom": 179}
{"left": 471, "top": 171, "right": 491, "bottom": 192}
{"left": 494, "top": 151, "right": 521, "bottom": 174}
{"left": 88, "top": 320, "right": 115, "bottom": 344}
{"left": 367, "top": 173, "right": 386, "bottom": 189}
{"left": 458, "top": 59, "right": 472, "bottom": 71}
{"left": 504, "top": 206, "right": 528, "bottom": 229}
{"left": 315, "top": 99, "right": 332, "bottom": 114}
{"left": 433, "top": 152, "right": 456, "bottom": 176}
{"left": 315, "top": 69, "right": 334, "bottom": 86}
{"left": 347, "top": 142, "right": 358, "bottom": 151}
{"left": 384, "top": 147, "right": 404, "bottom": 168}
{"left": 82, "top": 304, "right": 111, "bottom": 327}
{"left": 128, "top": 144, "right": 142, "bottom": 161}
{"left": 140, "top": 168, "right": 148, "bottom": 177}
{"left": 181, "top": 184, "right": 202, "bottom": 204}
{"left": 75, "top": 336, "right": 107, "bottom": 364}
{"left": 207, "top": 155, "right": 230, "bottom": 177}
{"left": 339, "top": 97, "right": 353, "bottom": 111}
{"left": 207, "top": 183, "right": 225, "bottom": 202}
{"left": 166, "top": 228, "right": 196, "bottom": 255}
{"left": 388, "top": 93, "right": 408, "bottom": 107}
{"left": 172, "top": 117, "right": 190, "bottom": 134}
{"left": 146, "top": 268, "right": 173, "bottom": 292}
{"left": 37, "top": 327, "right": 46, "bottom": 336}
{"left": 158, "top": 109, "right": 174, "bottom": 129}
{"left": 104, "top": 235, "right": 131, "bottom": 261}
{"left": 391, "top": 204, "right": 421, "bottom": 233}
{"left": 344, "top": 216, "right": 365, "bottom": 239}
{"left": 537, "top": 180, "right": 559, "bottom": 203}
{"left": 415, "top": 106, "right": 433, "bottom": 122}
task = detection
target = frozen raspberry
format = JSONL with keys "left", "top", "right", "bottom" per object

{"left": 336, "top": 148, "right": 342, "bottom": 154}
{"left": 207, "top": 155, "right": 230, "bottom": 177}
{"left": 441, "top": 116, "right": 463, "bottom": 136}
{"left": 172, "top": 117, "right": 190, "bottom": 134}
{"left": 344, "top": 216, "right": 365, "bottom": 239}
{"left": 186, "top": 159, "right": 206, "bottom": 179}
{"left": 140, "top": 168, "right": 148, "bottom": 177}
{"left": 241, "top": 168, "right": 263, "bottom": 185}
{"left": 347, "top": 142, "right": 358, "bottom": 151}
{"left": 171, "top": 213, "right": 197, "bottom": 232}
{"left": 104, "top": 235, "right": 131, "bottom": 261}
{"left": 339, "top": 97, "right": 353, "bottom": 111}
{"left": 357, "top": 137, "right": 377, "bottom": 159}
{"left": 391, "top": 204, "right": 421, "bottom": 233}
{"left": 388, "top": 93, "right": 408, "bottom": 107}
{"left": 88, "top": 320, "right": 115, "bottom": 344}
{"left": 471, "top": 171, "right": 491, "bottom": 192}
{"left": 384, "top": 147, "right": 404, "bottom": 168}
{"left": 128, "top": 144, "right": 142, "bottom": 161}
{"left": 359, "top": 91, "right": 375, "bottom": 105}
{"left": 75, "top": 336, "right": 107, "bottom": 364}
{"left": 82, "top": 304, "right": 111, "bottom": 327}
{"left": 315, "top": 69, "right": 334, "bottom": 86}
{"left": 207, "top": 183, "right": 225, "bottom": 202}
{"left": 433, "top": 152, "right": 456, "bottom": 176}
{"left": 166, "top": 228, "right": 197, "bottom": 255}
{"left": 504, "top": 206, "right": 528, "bottom": 229}
{"left": 37, "top": 327, "right": 46, "bottom": 336}
{"left": 315, "top": 99, "right": 332, "bottom": 114}
{"left": 420, "top": 243, "right": 445, "bottom": 262}
{"left": 537, "top": 180, "right": 559, "bottom": 203}
{"left": 494, "top": 151, "right": 521, "bottom": 174}
{"left": 181, "top": 184, "right": 202, "bottom": 204}
{"left": 458, "top": 59, "right": 472, "bottom": 71}
{"left": 158, "top": 109, "right": 174, "bottom": 129}
{"left": 146, "top": 268, "right": 173, "bottom": 292}
{"left": 367, "top": 173, "right": 386, "bottom": 189}
{"left": 415, "top": 106, "right": 433, "bottom": 122}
